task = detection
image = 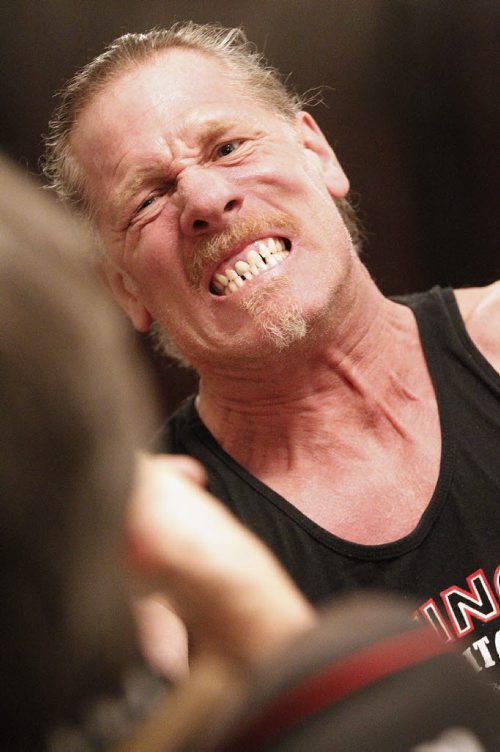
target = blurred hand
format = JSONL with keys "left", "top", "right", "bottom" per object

{"left": 133, "top": 593, "right": 189, "bottom": 681}
{"left": 126, "top": 453, "right": 316, "bottom": 667}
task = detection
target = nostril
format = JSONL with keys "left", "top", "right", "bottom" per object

{"left": 224, "top": 200, "right": 237, "bottom": 212}
{"left": 193, "top": 219, "right": 209, "bottom": 231}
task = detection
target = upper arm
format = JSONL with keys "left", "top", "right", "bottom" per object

{"left": 455, "top": 280, "right": 500, "bottom": 374}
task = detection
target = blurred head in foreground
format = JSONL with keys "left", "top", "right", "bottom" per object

{"left": 0, "top": 152, "right": 158, "bottom": 749}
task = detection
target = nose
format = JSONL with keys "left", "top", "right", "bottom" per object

{"left": 178, "top": 166, "right": 243, "bottom": 236}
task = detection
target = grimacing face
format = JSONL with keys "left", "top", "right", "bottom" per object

{"left": 71, "top": 49, "right": 354, "bottom": 369}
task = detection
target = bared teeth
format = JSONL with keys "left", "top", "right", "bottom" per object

{"left": 235, "top": 260, "right": 250, "bottom": 275}
{"left": 225, "top": 269, "right": 244, "bottom": 288}
{"left": 247, "top": 249, "right": 266, "bottom": 269}
{"left": 258, "top": 240, "right": 270, "bottom": 257}
{"left": 211, "top": 237, "right": 290, "bottom": 296}
{"left": 215, "top": 272, "right": 229, "bottom": 286}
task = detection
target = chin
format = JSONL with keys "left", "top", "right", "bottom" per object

{"left": 239, "top": 274, "right": 309, "bottom": 350}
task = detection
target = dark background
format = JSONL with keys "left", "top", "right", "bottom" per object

{"left": 1, "top": 0, "right": 498, "bottom": 416}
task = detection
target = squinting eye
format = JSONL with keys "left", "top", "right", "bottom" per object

{"left": 128, "top": 193, "right": 161, "bottom": 228}
{"left": 135, "top": 182, "right": 175, "bottom": 218}
{"left": 216, "top": 141, "right": 242, "bottom": 158}
{"left": 138, "top": 195, "right": 157, "bottom": 212}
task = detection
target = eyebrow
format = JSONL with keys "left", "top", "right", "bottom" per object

{"left": 196, "top": 119, "right": 239, "bottom": 142}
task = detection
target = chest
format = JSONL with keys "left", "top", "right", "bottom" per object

{"left": 258, "top": 427, "right": 441, "bottom": 545}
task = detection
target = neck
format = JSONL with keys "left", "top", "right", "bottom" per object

{"left": 196, "top": 274, "right": 424, "bottom": 464}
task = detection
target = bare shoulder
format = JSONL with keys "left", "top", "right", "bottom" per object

{"left": 454, "top": 281, "right": 500, "bottom": 373}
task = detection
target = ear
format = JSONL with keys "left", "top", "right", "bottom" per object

{"left": 296, "top": 111, "right": 350, "bottom": 198}
{"left": 98, "top": 258, "right": 153, "bottom": 332}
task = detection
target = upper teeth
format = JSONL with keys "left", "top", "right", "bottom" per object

{"left": 212, "top": 237, "right": 290, "bottom": 295}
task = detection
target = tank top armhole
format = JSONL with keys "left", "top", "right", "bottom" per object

{"left": 393, "top": 286, "right": 499, "bottom": 387}
{"left": 441, "top": 287, "right": 500, "bottom": 386}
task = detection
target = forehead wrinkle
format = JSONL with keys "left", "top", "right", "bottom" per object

{"left": 174, "top": 105, "right": 247, "bottom": 147}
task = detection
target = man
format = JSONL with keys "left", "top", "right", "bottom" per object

{"left": 42, "top": 22, "right": 500, "bottom": 689}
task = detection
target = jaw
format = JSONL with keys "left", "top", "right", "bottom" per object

{"left": 153, "top": 272, "right": 306, "bottom": 373}
{"left": 156, "top": 214, "right": 360, "bottom": 370}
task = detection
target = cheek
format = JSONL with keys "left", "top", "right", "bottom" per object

{"left": 254, "top": 156, "right": 330, "bottom": 210}
{"left": 131, "top": 214, "right": 182, "bottom": 288}
{"left": 238, "top": 144, "right": 303, "bottom": 190}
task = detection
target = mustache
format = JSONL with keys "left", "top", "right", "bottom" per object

{"left": 186, "top": 211, "right": 298, "bottom": 287}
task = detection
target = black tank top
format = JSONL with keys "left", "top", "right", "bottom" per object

{"left": 159, "top": 287, "right": 500, "bottom": 689}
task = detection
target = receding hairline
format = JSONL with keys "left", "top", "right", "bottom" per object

{"left": 69, "top": 46, "right": 286, "bottom": 217}
{"left": 42, "top": 24, "right": 303, "bottom": 217}
{"left": 42, "top": 23, "right": 363, "bottom": 262}
{"left": 68, "top": 47, "right": 292, "bottom": 226}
